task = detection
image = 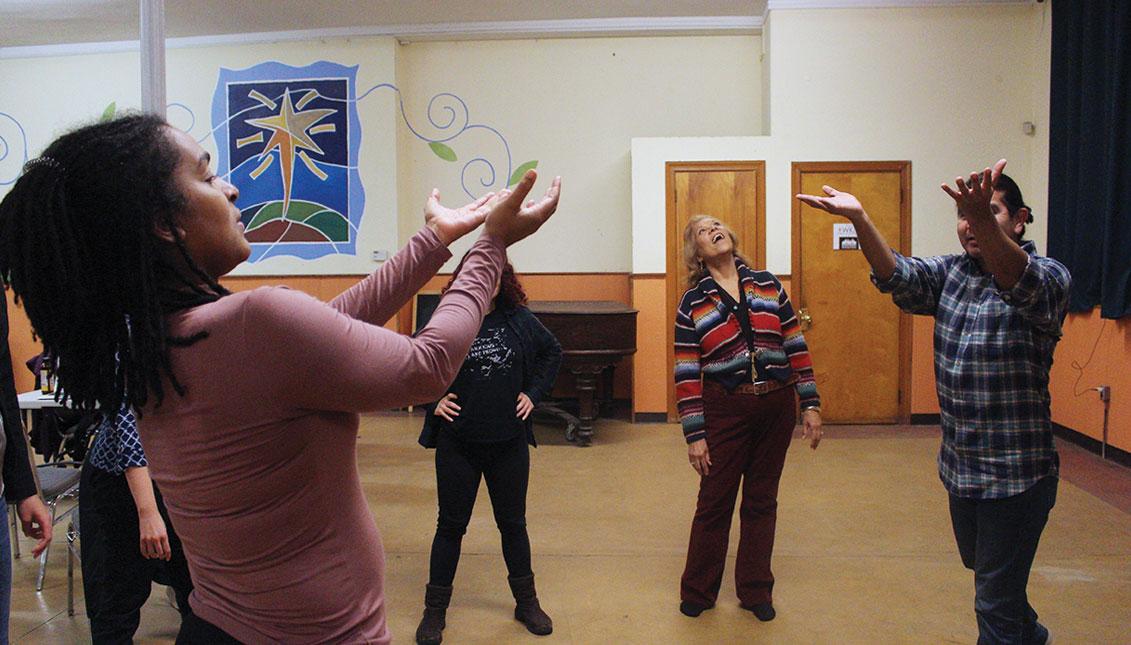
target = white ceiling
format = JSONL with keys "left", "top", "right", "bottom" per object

{"left": 0, "top": 1, "right": 767, "bottom": 48}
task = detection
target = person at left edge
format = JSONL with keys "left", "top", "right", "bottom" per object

{"left": 0, "top": 289, "right": 53, "bottom": 645}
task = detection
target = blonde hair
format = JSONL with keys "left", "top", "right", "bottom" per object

{"left": 681, "top": 215, "right": 748, "bottom": 289}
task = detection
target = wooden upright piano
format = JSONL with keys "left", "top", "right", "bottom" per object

{"left": 527, "top": 300, "right": 637, "bottom": 446}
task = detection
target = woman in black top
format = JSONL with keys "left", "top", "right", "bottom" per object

{"left": 415, "top": 258, "right": 561, "bottom": 645}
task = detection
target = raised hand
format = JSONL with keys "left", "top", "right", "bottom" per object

{"left": 796, "top": 185, "right": 866, "bottom": 220}
{"left": 941, "top": 158, "right": 1007, "bottom": 222}
{"left": 424, "top": 190, "right": 496, "bottom": 246}
{"left": 483, "top": 170, "right": 562, "bottom": 246}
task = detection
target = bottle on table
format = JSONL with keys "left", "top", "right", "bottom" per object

{"left": 39, "top": 358, "right": 52, "bottom": 394}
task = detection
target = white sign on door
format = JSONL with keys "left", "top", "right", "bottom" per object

{"left": 833, "top": 222, "right": 859, "bottom": 250}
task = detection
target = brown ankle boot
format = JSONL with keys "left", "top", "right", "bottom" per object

{"left": 508, "top": 574, "right": 552, "bottom": 636}
{"left": 415, "top": 583, "right": 452, "bottom": 645}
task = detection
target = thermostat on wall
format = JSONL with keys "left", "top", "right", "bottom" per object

{"left": 371, "top": 250, "right": 389, "bottom": 262}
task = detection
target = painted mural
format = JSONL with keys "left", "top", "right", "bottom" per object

{"left": 212, "top": 61, "right": 362, "bottom": 263}
{"left": 2, "top": 57, "right": 537, "bottom": 272}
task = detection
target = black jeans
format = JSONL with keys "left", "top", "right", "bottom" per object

{"left": 428, "top": 431, "right": 532, "bottom": 587}
{"left": 79, "top": 462, "right": 194, "bottom": 645}
{"left": 175, "top": 612, "right": 243, "bottom": 644}
{"left": 948, "top": 476, "right": 1057, "bottom": 645}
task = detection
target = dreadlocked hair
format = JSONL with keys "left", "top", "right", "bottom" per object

{"left": 0, "top": 113, "right": 229, "bottom": 415}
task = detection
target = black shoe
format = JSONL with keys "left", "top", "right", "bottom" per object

{"left": 415, "top": 583, "right": 452, "bottom": 644}
{"left": 742, "top": 602, "right": 776, "bottom": 622}
{"left": 508, "top": 574, "right": 553, "bottom": 636}
{"left": 679, "top": 600, "right": 713, "bottom": 617}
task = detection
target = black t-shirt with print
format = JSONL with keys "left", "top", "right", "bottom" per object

{"left": 444, "top": 308, "right": 526, "bottom": 442}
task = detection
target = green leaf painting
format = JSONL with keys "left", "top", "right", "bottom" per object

{"left": 508, "top": 160, "right": 539, "bottom": 187}
{"left": 100, "top": 102, "right": 117, "bottom": 122}
{"left": 428, "top": 141, "right": 457, "bottom": 162}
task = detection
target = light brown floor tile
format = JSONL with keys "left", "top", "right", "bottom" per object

{"left": 9, "top": 414, "right": 1131, "bottom": 644}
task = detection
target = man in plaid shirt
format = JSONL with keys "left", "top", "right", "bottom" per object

{"left": 799, "top": 159, "right": 1069, "bottom": 645}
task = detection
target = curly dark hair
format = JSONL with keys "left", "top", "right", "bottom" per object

{"left": 0, "top": 113, "right": 229, "bottom": 414}
{"left": 442, "top": 252, "right": 527, "bottom": 311}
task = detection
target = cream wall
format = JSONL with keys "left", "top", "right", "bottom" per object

{"left": 394, "top": 36, "right": 762, "bottom": 272}
{"left": 0, "top": 37, "right": 399, "bottom": 275}
{"left": 632, "top": 4, "right": 1052, "bottom": 274}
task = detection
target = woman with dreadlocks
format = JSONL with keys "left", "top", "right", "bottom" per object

{"left": 0, "top": 113, "right": 561, "bottom": 644}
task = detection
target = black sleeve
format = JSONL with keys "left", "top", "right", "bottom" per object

{"left": 1, "top": 300, "right": 38, "bottom": 502}
{"left": 521, "top": 309, "right": 562, "bottom": 406}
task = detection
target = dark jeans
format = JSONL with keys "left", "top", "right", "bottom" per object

{"left": 79, "top": 462, "right": 194, "bottom": 645}
{"left": 1, "top": 504, "right": 11, "bottom": 645}
{"left": 948, "top": 476, "right": 1057, "bottom": 645}
{"left": 681, "top": 383, "right": 797, "bottom": 607}
{"left": 175, "top": 612, "right": 243, "bottom": 644}
{"left": 428, "top": 431, "right": 532, "bottom": 587}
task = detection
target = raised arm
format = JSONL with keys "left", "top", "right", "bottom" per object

{"left": 796, "top": 186, "right": 898, "bottom": 281}
{"left": 259, "top": 171, "right": 561, "bottom": 413}
{"left": 797, "top": 186, "right": 949, "bottom": 315}
{"left": 331, "top": 190, "right": 497, "bottom": 324}
{"left": 940, "top": 159, "right": 1029, "bottom": 290}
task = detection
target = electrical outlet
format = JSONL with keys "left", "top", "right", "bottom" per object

{"left": 1098, "top": 385, "right": 1111, "bottom": 403}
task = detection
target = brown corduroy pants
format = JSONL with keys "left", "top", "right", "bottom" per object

{"left": 680, "top": 382, "right": 798, "bottom": 607}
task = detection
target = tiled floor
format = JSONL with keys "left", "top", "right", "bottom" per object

{"left": 9, "top": 415, "right": 1131, "bottom": 644}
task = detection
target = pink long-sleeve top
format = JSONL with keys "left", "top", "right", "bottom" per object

{"left": 137, "top": 227, "right": 504, "bottom": 644}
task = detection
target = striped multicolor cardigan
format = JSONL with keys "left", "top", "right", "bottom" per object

{"left": 674, "top": 260, "right": 821, "bottom": 443}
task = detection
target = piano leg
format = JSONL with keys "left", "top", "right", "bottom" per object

{"left": 573, "top": 367, "right": 603, "bottom": 446}
{"left": 531, "top": 403, "right": 580, "bottom": 442}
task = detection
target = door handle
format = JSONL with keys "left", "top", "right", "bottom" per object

{"left": 798, "top": 308, "right": 813, "bottom": 331}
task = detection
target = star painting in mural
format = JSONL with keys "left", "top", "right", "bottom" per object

{"left": 244, "top": 88, "right": 336, "bottom": 217}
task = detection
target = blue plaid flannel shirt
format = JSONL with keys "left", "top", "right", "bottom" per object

{"left": 87, "top": 406, "right": 147, "bottom": 475}
{"left": 873, "top": 241, "right": 1071, "bottom": 499}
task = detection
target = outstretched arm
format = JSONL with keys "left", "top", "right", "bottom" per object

{"left": 260, "top": 171, "right": 562, "bottom": 413}
{"left": 796, "top": 187, "right": 898, "bottom": 281}
{"left": 331, "top": 190, "right": 497, "bottom": 324}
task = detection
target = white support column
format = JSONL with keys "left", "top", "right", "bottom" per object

{"left": 139, "top": 0, "right": 166, "bottom": 117}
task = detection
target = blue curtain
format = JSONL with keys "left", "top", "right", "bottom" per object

{"left": 1047, "top": 1, "right": 1131, "bottom": 318}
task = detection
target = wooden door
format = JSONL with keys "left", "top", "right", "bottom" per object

{"left": 792, "top": 162, "right": 911, "bottom": 424}
{"left": 665, "top": 161, "right": 766, "bottom": 421}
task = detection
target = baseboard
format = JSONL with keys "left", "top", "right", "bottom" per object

{"left": 1052, "top": 422, "right": 1131, "bottom": 469}
{"left": 910, "top": 413, "right": 941, "bottom": 425}
{"left": 632, "top": 412, "right": 669, "bottom": 423}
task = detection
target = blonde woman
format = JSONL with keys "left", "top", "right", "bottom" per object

{"left": 673, "top": 215, "right": 822, "bottom": 621}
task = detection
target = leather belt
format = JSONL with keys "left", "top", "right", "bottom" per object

{"left": 729, "top": 373, "right": 798, "bottom": 396}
